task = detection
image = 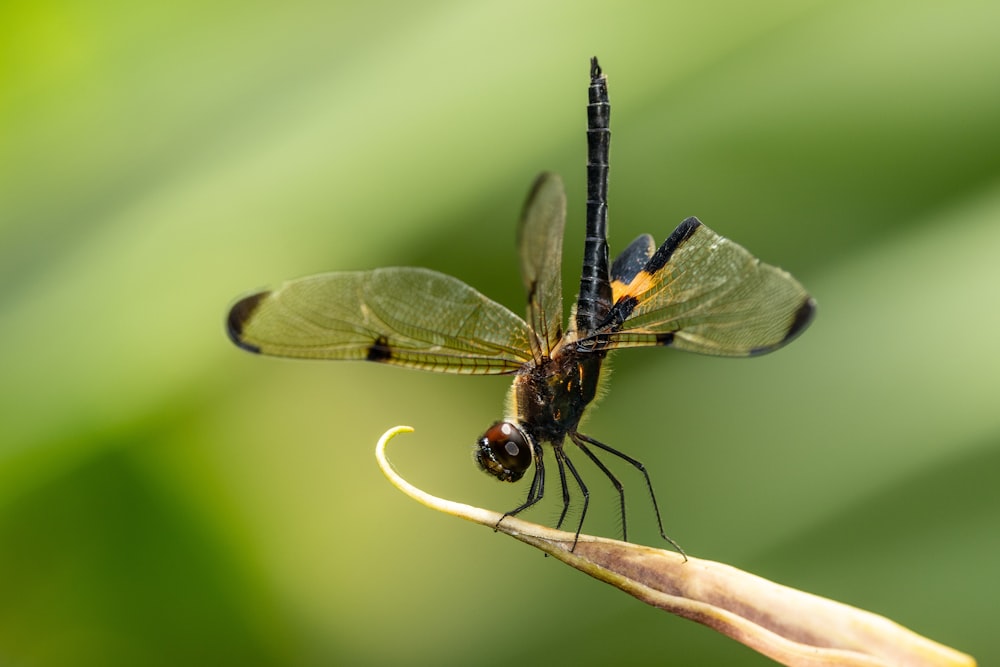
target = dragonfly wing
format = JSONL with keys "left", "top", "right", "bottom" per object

{"left": 228, "top": 267, "right": 533, "bottom": 374}
{"left": 518, "top": 173, "right": 566, "bottom": 359}
{"left": 594, "top": 218, "right": 815, "bottom": 356}
{"left": 611, "top": 233, "right": 655, "bottom": 287}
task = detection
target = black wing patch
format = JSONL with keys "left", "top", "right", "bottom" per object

{"left": 610, "top": 233, "right": 655, "bottom": 287}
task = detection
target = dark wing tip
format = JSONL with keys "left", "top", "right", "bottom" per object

{"left": 783, "top": 296, "right": 817, "bottom": 344}
{"left": 749, "top": 296, "right": 817, "bottom": 356}
{"left": 523, "top": 171, "right": 554, "bottom": 210}
{"left": 516, "top": 171, "right": 560, "bottom": 247}
{"left": 226, "top": 291, "right": 269, "bottom": 353}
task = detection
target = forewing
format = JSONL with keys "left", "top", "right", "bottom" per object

{"left": 518, "top": 172, "right": 566, "bottom": 359}
{"left": 227, "top": 267, "right": 533, "bottom": 374}
{"left": 594, "top": 218, "right": 815, "bottom": 356}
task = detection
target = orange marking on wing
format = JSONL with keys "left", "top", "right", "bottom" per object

{"left": 610, "top": 279, "right": 629, "bottom": 302}
{"left": 614, "top": 270, "right": 655, "bottom": 303}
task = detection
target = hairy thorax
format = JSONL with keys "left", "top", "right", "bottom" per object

{"left": 509, "top": 344, "right": 606, "bottom": 444}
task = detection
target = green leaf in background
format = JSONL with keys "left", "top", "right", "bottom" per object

{"left": 1, "top": 1, "right": 997, "bottom": 665}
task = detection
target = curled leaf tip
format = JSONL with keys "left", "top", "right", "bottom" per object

{"left": 374, "top": 426, "right": 976, "bottom": 667}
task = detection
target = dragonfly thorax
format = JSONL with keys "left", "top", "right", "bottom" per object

{"left": 514, "top": 349, "right": 606, "bottom": 444}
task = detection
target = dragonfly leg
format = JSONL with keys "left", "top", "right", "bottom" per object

{"left": 573, "top": 432, "right": 686, "bottom": 559}
{"left": 556, "top": 447, "right": 589, "bottom": 551}
{"left": 570, "top": 432, "right": 627, "bottom": 541}
{"left": 497, "top": 440, "right": 546, "bottom": 527}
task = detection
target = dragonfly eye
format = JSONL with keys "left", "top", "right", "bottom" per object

{"left": 475, "top": 421, "right": 532, "bottom": 483}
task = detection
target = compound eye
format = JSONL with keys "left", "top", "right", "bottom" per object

{"left": 475, "top": 421, "right": 532, "bottom": 483}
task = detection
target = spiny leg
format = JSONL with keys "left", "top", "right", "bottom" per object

{"left": 498, "top": 442, "right": 546, "bottom": 528}
{"left": 553, "top": 445, "right": 590, "bottom": 549}
{"left": 570, "top": 432, "right": 628, "bottom": 541}
{"left": 552, "top": 444, "right": 572, "bottom": 531}
{"left": 573, "top": 432, "right": 687, "bottom": 559}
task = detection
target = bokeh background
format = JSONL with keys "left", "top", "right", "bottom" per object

{"left": 2, "top": 1, "right": 997, "bottom": 665}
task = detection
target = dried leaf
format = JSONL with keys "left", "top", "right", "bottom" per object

{"left": 376, "top": 426, "right": 976, "bottom": 667}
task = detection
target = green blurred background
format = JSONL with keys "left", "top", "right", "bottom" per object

{"left": 2, "top": 1, "right": 997, "bottom": 665}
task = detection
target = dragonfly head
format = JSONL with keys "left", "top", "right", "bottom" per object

{"left": 475, "top": 421, "right": 532, "bottom": 483}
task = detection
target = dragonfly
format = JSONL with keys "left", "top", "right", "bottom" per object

{"left": 227, "top": 58, "right": 815, "bottom": 553}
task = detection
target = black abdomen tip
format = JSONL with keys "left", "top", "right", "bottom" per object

{"left": 226, "top": 292, "right": 268, "bottom": 353}
{"left": 590, "top": 57, "right": 602, "bottom": 80}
